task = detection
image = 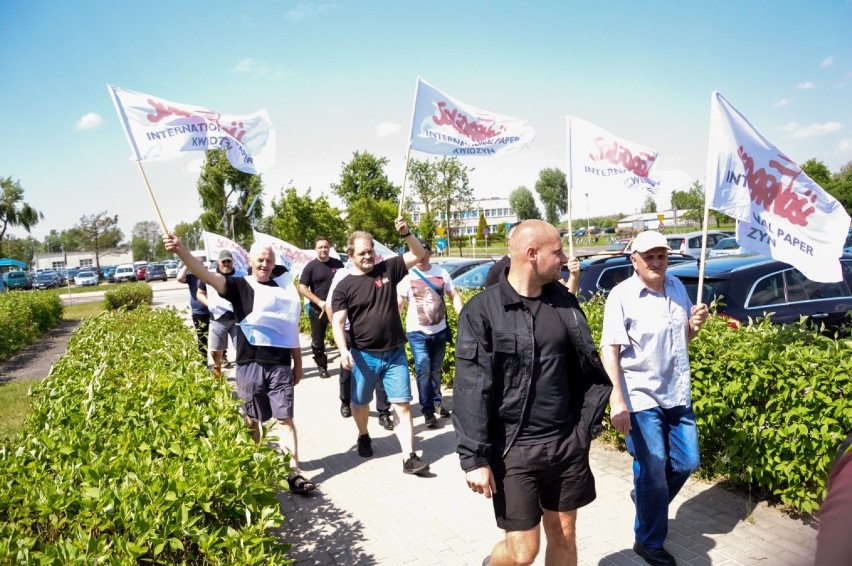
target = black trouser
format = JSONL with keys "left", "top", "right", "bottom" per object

{"left": 191, "top": 313, "right": 210, "bottom": 361}
{"left": 308, "top": 308, "right": 329, "bottom": 370}
{"left": 339, "top": 334, "right": 390, "bottom": 417}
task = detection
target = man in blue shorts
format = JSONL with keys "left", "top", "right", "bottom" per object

{"left": 164, "top": 234, "right": 316, "bottom": 496}
{"left": 454, "top": 220, "right": 612, "bottom": 565}
{"left": 331, "top": 218, "right": 429, "bottom": 475}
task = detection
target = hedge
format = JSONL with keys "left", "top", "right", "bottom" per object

{"left": 0, "top": 308, "right": 293, "bottom": 564}
{"left": 0, "top": 291, "right": 64, "bottom": 363}
{"left": 104, "top": 282, "right": 154, "bottom": 311}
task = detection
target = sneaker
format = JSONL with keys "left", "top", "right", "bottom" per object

{"left": 357, "top": 434, "right": 373, "bottom": 457}
{"left": 402, "top": 452, "right": 430, "bottom": 475}
{"left": 436, "top": 405, "right": 451, "bottom": 418}
{"left": 340, "top": 402, "right": 352, "bottom": 418}
{"left": 318, "top": 367, "right": 330, "bottom": 379}
{"left": 424, "top": 413, "right": 438, "bottom": 428}
{"left": 379, "top": 414, "right": 394, "bottom": 431}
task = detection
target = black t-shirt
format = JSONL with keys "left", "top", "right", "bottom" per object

{"left": 514, "top": 295, "right": 578, "bottom": 445}
{"left": 331, "top": 255, "right": 408, "bottom": 352}
{"left": 222, "top": 276, "right": 292, "bottom": 367}
{"left": 485, "top": 255, "right": 511, "bottom": 288}
{"left": 300, "top": 257, "right": 345, "bottom": 311}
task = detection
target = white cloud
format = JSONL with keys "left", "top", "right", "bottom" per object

{"left": 376, "top": 122, "right": 401, "bottom": 138}
{"left": 780, "top": 121, "right": 843, "bottom": 139}
{"left": 838, "top": 138, "right": 851, "bottom": 151}
{"left": 820, "top": 56, "right": 834, "bottom": 68}
{"left": 775, "top": 98, "right": 792, "bottom": 108}
{"left": 232, "top": 57, "right": 285, "bottom": 79}
{"left": 796, "top": 81, "right": 816, "bottom": 90}
{"left": 285, "top": 3, "right": 336, "bottom": 21}
{"left": 75, "top": 112, "right": 104, "bottom": 130}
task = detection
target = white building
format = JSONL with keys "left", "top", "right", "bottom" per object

{"left": 408, "top": 196, "right": 518, "bottom": 238}
{"left": 615, "top": 209, "right": 699, "bottom": 234}
{"left": 32, "top": 248, "right": 134, "bottom": 271}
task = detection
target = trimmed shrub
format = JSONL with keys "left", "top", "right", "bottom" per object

{"left": 104, "top": 282, "right": 154, "bottom": 310}
{"left": 0, "top": 291, "right": 63, "bottom": 363}
{"left": 0, "top": 308, "right": 292, "bottom": 564}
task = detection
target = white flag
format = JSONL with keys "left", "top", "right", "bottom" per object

{"left": 203, "top": 231, "right": 251, "bottom": 274}
{"left": 253, "top": 232, "right": 341, "bottom": 276}
{"left": 409, "top": 77, "right": 534, "bottom": 156}
{"left": 706, "top": 91, "right": 850, "bottom": 283}
{"left": 107, "top": 85, "right": 276, "bottom": 174}
{"left": 567, "top": 116, "right": 659, "bottom": 191}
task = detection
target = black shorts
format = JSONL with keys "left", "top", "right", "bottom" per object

{"left": 490, "top": 427, "right": 596, "bottom": 531}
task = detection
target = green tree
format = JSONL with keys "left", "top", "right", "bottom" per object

{"left": 801, "top": 158, "right": 832, "bottom": 188}
{"left": 77, "top": 212, "right": 122, "bottom": 271}
{"left": 331, "top": 151, "right": 399, "bottom": 206}
{"left": 476, "top": 211, "right": 488, "bottom": 240}
{"left": 197, "top": 149, "right": 264, "bottom": 246}
{"left": 534, "top": 168, "right": 568, "bottom": 225}
{"left": 509, "top": 186, "right": 541, "bottom": 220}
{"left": 433, "top": 157, "right": 473, "bottom": 252}
{"left": 173, "top": 220, "right": 204, "bottom": 251}
{"left": 131, "top": 220, "right": 163, "bottom": 261}
{"left": 671, "top": 181, "right": 705, "bottom": 227}
{"left": 641, "top": 194, "right": 657, "bottom": 213}
{"left": 0, "top": 176, "right": 43, "bottom": 247}
{"left": 268, "top": 187, "right": 348, "bottom": 249}
{"left": 829, "top": 160, "right": 852, "bottom": 213}
{"left": 405, "top": 158, "right": 439, "bottom": 244}
{"left": 332, "top": 151, "right": 401, "bottom": 244}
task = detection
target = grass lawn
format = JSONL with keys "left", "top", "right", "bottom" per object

{"left": 0, "top": 303, "right": 105, "bottom": 441}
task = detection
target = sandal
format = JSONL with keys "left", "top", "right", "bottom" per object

{"left": 287, "top": 474, "right": 317, "bottom": 495}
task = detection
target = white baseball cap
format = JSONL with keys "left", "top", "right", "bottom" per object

{"left": 631, "top": 231, "right": 670, "bottom": 254}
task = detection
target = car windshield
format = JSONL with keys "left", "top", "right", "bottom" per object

{"left": 78, "top": 271, "right": 95, "bottom": 277}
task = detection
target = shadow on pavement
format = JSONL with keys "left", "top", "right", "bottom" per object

{"left": 277, "top": 490, "right": 379, "bottom": 565}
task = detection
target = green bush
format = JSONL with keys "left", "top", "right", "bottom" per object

{"left": 0, "top": 291, "right": 64, "bottom": 363}
{"left": 0, "top": 308, "right": 292, "bottom": 564}
{"left": 104, "top": 282, "right": 154, "bottom": 310}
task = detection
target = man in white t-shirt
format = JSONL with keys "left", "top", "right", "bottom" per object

{"left": 397, "top": 240, "right": 464, "bottom": 428}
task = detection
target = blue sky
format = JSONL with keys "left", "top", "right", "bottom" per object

{"left": 2, "top": 1, "right": 850, "bottom": 242}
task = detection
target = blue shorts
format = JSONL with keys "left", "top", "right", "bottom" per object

{"left": 236, "top": 362, "right": 294, "bottom": 422}
{"left": 350, "top": 347, "right": 412, "bottom": 405}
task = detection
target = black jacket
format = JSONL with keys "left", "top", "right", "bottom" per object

{"left": 452, "top": 273, "right": 612, "bottom": 472}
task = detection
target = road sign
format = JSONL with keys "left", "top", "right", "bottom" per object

{"left": 436, "top": 238, "right": 447, "bottom": 251}
{"left": 436, "top": 226, "right": 446, "bottom": 236}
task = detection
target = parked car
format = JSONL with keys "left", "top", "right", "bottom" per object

{"left": 163, "top": 260, "right": 179, "bottom": 278}
{"left": 598, "top": 237, "right": 633, "bottom": 255}
{"left": 433, "top": 257, "right": 494, "bottom": 279}
{"left": 451, "top": 260, "right": 495, "bottom": 290}
{"left": 707, "top": 237, "right": 750, "bottom": 258}
{"left": 65, "top": 267, "right": 80, "bottom": 281}
{"left": 575, "top": 252, "right": 699, "bottom": 302}
{"left": 135, "top": 264, "right": 147, "bottom": 280}
{"left": 113, "top": 264, "right": 136, "bottom": 283}
{"left": 101, "top": 265, "right": 118, "bottom": 282}
{"left": 144, "top": 262, "right": 167, "bottom": 282}
{"left": 668, "top": 254, "right": 852, "bottom": 333}
{"left": 74, "top": 270, "right": 99, "bottom": 286}
{"left": 5, "top": 270, "right": 32, "bottom": 290}
{"left": 32, "top": 271, "right": 62, "bottom": 290}
{"left": 665, "top": 230, "right": 728, "bottom": 259}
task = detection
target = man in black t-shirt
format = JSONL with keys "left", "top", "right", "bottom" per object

{"left": 299, "top": 236, "right": 345, "bottom": 380}
{"left": 331, "top": 218, "right": 432, "bottom": 476}
{"left": 453, "top": 220, "right": 612, "bottom": 565}
{"left": 164, "top": 234, "right": 317, "bottom": 496}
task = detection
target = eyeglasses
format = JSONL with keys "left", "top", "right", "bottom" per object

{"left": 220, "top": 260, "right": 233, "bottom": 264}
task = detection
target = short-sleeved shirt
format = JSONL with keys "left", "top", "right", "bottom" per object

{"left": 600, "top": 272, "right": 693, "bottom": 412}
{"left": 331, "top": 255, "right": 408, "bottom": 352}
{"left": 397, "top": 264, "right": 454, "bottom": 334}
{"left": 222, "top": 276, "right": 292, "bottom": 367}
{"left": 186, "top": 274, "right": 209, "bottom": 316}
{"left": 300, "top": 257, "right": 346, "bottom": 311}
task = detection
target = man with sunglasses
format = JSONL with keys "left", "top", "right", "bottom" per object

{"left": 199, "top": 249, "right": 245, "bottom": 378}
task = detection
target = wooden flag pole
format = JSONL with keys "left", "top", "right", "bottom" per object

{"left": 134, "top": 160, "right": 170, "bottom": 235}
{"left": 398, "top": 146, "right": 413, "bottom": 218}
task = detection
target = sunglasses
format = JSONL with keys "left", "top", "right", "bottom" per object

{"left": 220, "top": 260, "right": 233, "bottom": 264}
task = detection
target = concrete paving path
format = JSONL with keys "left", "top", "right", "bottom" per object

{"left": 215, "top": 336, "right": 817, "bottom": 566}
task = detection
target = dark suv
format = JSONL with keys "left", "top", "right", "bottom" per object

{"left": 575, "top": 252, "right": 699, "bottom": 301}
{"left": 144, "top": 262, "right": 167, "bottom": 282}
{"left": 668, "top": 254, "right": 852, "bottom": 333}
